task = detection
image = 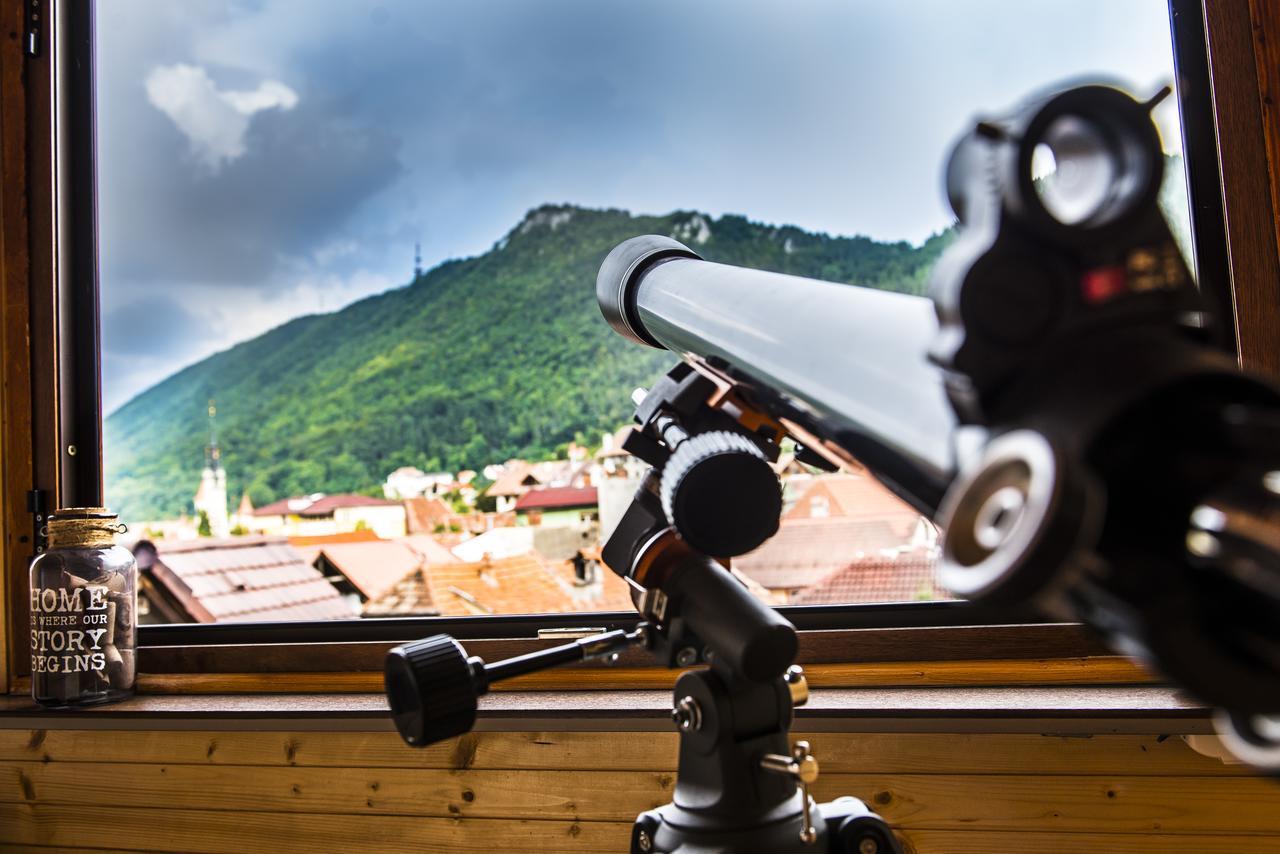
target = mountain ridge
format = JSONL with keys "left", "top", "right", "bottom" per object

{"left": 105, "top": 204, "right": 954, "bottom": 520}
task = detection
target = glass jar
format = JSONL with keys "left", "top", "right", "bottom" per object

{"left": 29, "top": 507, "right": 137, "bottom": 708}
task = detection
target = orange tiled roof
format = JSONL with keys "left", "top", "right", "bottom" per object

{"left": 428, "top": 554, "right": 577, "bottom": 615}
{"left": 785, "top": 473, "right": 923, "bottom": 526}
{"left": 734, "top": 517, "right": 920, "bottom": 590}
{"left": 547, "top": 558, "right": 636, "bottom": 612}
{"left": 288, "top": 529, "right": 383, "bottom": 547}
{"left": 364, "top": 552, "right": 586, "bottom": 617}
{"left": 315, "top": 540, "right": 424, "bottom": 602}
{"left": 399, "top": 533, "right": 462, "bottom": 565}
{"left": 404, "top": 497, "right": 454, "bottom": 533}
{"left": 788, "top": 548, "right": 950, "bottom": 605}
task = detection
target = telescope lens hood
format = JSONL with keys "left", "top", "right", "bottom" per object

{"left": 597, "top": 235, "right": 701, "bottom": 348}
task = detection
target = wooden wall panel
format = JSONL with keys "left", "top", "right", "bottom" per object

{"left": 1, "top": 728, "right": 1277, "bottom": 853}
{"left": 0, "top": 0, "right": 32, "bottom": 694}
{"left": 0, "top": 729, "right": 1254, "bottom": 776}
{"left": 1206, "top": 0, "right": 1280, "bottom": 375}
{"left": 1249, "top": 0, "right": 1280, "bottom": 278}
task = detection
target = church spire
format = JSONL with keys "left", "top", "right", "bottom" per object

{"left": 195, "top": 399, "right": 230, "bottom": 538}
{"left": 205, "top": 399, "right": 221, "bottom": 471}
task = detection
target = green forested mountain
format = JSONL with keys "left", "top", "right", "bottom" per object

{"left": 105, "top": 205, "right": 953, "bottom": 520}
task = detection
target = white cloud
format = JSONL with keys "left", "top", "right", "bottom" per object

{"left": 144, "top": 63, "right": 298, "bottom": 169}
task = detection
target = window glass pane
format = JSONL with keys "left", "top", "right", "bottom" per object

{"left": 98, "top": 1, "right": 1188, "bottom": 622}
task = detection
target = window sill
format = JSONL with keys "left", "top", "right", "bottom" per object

{"left": 0, "top": 684, "right": 1212, "bottom": 735}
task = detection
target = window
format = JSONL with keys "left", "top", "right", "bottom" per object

{"left": 6, "top": 0, "right": 1272, "bottom": 667}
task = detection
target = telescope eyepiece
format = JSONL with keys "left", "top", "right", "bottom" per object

{"left": 945, "top": 83, "right": 1164, "bottom": 237}
{"left": 596, "top": 235, "right": 701, "bottom": 348}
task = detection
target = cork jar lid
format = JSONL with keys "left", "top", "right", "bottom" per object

{"left": 46, "top": 507, "right": 127, "bottom": 549}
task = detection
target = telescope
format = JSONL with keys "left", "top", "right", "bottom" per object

{"left": 385, "top": 81, "right": 1280, "bottom": 852}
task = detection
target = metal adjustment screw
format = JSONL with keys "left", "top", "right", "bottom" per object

{"left": 760, "top": 740, "right": 821, "bottom": 845}
{"left": 671, "top": 696, "right": 702, "bottom": 732}
{"left": 784, "top": 664, "right": 809, "bottom": 707}
{"left": 66, "top": 445, "right": 77, "bottom": 456}
{"left": 675, "top": 647, "right": 699, "bottom": 667}
{"left": 637, "top": 829, "right": 653, "bottom": 852}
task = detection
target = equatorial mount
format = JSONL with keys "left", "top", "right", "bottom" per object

{"left": 384, "top": 359, "right": 905, "bottom": 852}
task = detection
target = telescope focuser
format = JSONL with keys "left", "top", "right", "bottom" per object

{"left": 385, "top": 627, "right": 646, "bottom": 747}
{"left": 624, "top": 363, "right": 783, "bottom": 558}
{"left": 661, "top": 430, "right": 781, "bottom": 558}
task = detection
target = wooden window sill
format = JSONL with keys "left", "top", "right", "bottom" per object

{"left": 0, "top": 685, "right": 1212, "bottom": 735}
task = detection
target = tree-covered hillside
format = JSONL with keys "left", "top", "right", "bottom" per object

{"left": 105, "top": 205, "right": 953, "bottom": 520}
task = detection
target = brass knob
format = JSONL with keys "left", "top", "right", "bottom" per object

{"left": 785, "top": 665, "right": 810, "bottom": 707}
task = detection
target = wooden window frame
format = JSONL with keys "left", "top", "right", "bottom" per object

{"left": 2, "top": 0, "right": 1279, "bottom": 695}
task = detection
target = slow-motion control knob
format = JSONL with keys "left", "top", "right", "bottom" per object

{"left": 659, "top": 430, "right": 782, "bottom": 558}
{"left": 385, "top": 635, "right": 485, "bottom": 747}
{"left": 385, "top": 627, "right": 645, "bottom": 748}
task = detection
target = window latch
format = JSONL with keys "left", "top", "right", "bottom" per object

{"left": 25, "top": 0, "right": 43, "bottom": 57}
{"left": 27, "top": 488, "right": 48, "bottom": 555}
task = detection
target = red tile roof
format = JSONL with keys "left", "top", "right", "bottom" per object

{"left": 289, "top": 529, "right": 383, "bottom": 569}
{"left": 514, "top": 486, "right": 598, "bottom": 512}
{"left": 133, "top": 536, "right": 354, "bottom": 622}
{"left": 789, "top": 549, "right": 951, "bottom": 605}
{"left": 785, "top": 473, "right": 923, "bottom": 528}
{"left": 547, "top": 559, "right": 637, "bottom": 612}
{"left": 733, "top": 517, "right": 921, "bottom": 590}
{"left": 288, "top": 530, "right": 383, "bottom": 547}
{"left": 403, "top": 497, "right": 454, "bottom": 533}
{"left": 253, "top": 493, "right": 401, "bottom": 517}
{"left": 315, "top": 540, "right": 424, "bottom": 601}
{"left": 399, "top": 533, "right": 463, "bottom": 566}
{"left": 363, "top": 552, "right": 579, "bottom": 617}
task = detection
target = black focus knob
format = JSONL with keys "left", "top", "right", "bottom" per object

{"left": 660, "top": 430, "right": 782, "bottom": 558}
{"left": 385, "top": 634, "right": 482, "bottom": 748}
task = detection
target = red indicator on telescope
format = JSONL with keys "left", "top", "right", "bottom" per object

{"left": 1081, "top": 266, "right": 1127, "bottom": 304}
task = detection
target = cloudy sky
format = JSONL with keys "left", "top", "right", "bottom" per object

{"left": 97, "top": 0, "right": 1182, "bottom": 412}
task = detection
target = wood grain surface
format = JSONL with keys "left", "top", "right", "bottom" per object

{"left": 0, "top": 729, "right": 1250, "bottom": 776}
{"left": 1249, "top": 0, "right": 1280, "bottom": 299}
{"left": 87, "top": 656, "right": 1154, "bottom": 696}
{"left": 1206, "top": 0, "right": 1280, "bottom": 375}
{"left": 0, "top": 728, "right": 1277, "bottom": 853}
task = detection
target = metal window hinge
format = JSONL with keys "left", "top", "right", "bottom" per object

{"left": 27, "top": 488, "right": 48, "bottom": 555}
{"left": 25, "top": 0, "right": 43, "bottom": 57}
